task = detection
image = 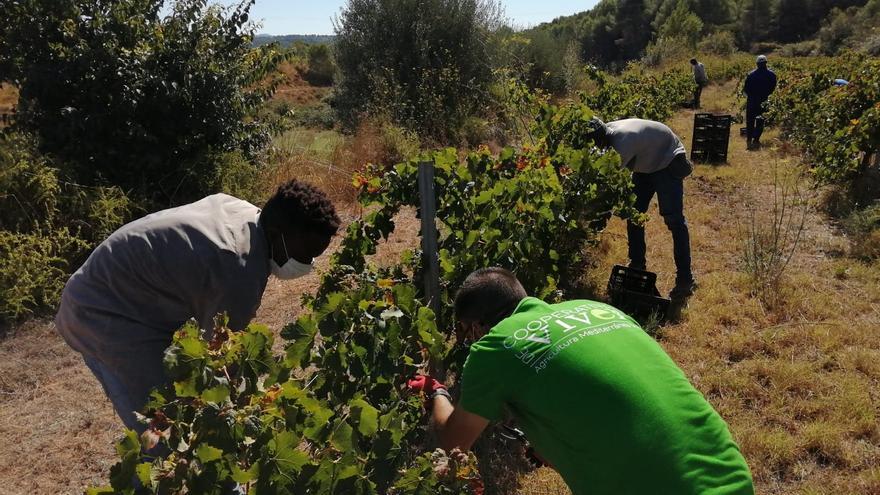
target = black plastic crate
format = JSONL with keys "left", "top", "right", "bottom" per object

{"left": 691, "top": 113, "right": 732, "bottom": 163}
{"left": 607, "top": 265, "right": 670, "bottom": 320}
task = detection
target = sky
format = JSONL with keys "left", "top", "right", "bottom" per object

{"left": 243, "top": 0, "right": 599, "bottom": 35}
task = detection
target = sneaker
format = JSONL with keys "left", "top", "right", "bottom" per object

{"left": 669, "top": 279, "right": 698, "bottom": 299}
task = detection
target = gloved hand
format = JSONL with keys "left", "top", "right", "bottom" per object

{"left": 406, "top": 375, "right": 449, "bottom": 410}
{"left": 406, "top": 374, "right": 446, "bottom": 395}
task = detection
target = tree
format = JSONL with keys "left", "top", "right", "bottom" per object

{"left": 615, "top": 0, "right": 652, "bottom": 60}
{"left": 333, "top": 0, "right": 503, "bottom": 140}
{"left": 305, "top": 43, "right": 336, "bottom": 86}
{"left": 773, "top": 0, "right": 811, "bottom": 42}
{"left": 0, "top": 0, "right": 286, "bottom": 205}
{"left": 738, "top": 0, "right": 773, "bottom": 47}
{"left": 658, "top": 0, "right": 705, "bottom": 48}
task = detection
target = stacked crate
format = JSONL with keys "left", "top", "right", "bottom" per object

{"left": 690, "top": 113, "right": 732, "bottom": 163}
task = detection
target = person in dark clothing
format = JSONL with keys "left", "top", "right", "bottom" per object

{"left": 743, "top": 55, "right": 777, "bottom": 150}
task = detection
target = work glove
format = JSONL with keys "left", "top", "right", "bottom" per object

{"left": 406, "top": 375, "right": 450, "bottom": 410}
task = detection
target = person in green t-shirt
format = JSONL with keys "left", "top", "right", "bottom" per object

{"left": 407, "top": 267, "right": 754, "bottom": 495}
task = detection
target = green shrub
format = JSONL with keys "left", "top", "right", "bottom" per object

{"left": 304, "top": 44, "right": 336, "bottom": 86}
{"left": 779, "top": 40, "right": 821, "bottom": 57}
{"left": 294, "top": 103, "right": 337, "bottom": 130}
{"left": 699, "top": 31, "right": 738, "bottom": 56}
{"left": 0, "top": 229, "right": 89, "bottom": 323}
{"left": 643, "top": 37, "right": 690, "bottom": 67}
{"left": 844, "top": 204, "right": 880, "bottom": 260}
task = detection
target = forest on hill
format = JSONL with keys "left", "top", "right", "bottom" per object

{"left": 525, "top": 0, "right": 879, "bottom": 67}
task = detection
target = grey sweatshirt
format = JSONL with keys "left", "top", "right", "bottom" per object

{"left": 55, "top": 194, "right": 270, "bottom": 367}
{"left": 606, "top": 119, "right": 687, "bottom": 174}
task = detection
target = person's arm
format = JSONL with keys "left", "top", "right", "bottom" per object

{"left": 430, "top": 395, "right": 490, "bottom": 452}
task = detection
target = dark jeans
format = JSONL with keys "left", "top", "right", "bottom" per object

{"left": 627, "top": 159, "right": 693, "bottom": 284}
{"left": 745, "top": 100, "right": 765, "bottom": 142}
{"left": 693, "top": 82, "right": 705, "bottom": 108}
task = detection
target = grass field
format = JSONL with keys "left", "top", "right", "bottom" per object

{"left": 0, "top": 82, "right": 877, "bottom": 494}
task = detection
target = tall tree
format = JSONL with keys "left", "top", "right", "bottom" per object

{"left": 774, "top": 0, "right": 813, "bottom": 42}
{"left": 615, "top": 0, "right": 652, "bottom": 60}
{"left": 738, "top": 0, "right": 773, "bottom": 47}
{"left": 333, "top": 0, "right": 502, "bottom": 140}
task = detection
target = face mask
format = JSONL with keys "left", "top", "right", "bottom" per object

{"left": 270, "top": 235, "right": 314, "bottom": 280}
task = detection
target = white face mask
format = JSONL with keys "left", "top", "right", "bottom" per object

{"left": 270, "top": 235, "right": 314, "bottom": 280}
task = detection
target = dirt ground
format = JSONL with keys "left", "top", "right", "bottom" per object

{"left": 1, "top": 83, "right": 878, "bottom": 494}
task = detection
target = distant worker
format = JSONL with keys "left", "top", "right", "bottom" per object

{"left": 408, "top": 267, "right": 756, "bottom": 495}
{"left": 585, "top": 117, "right": 696, "bottom": 299}
{"left": 55, "top": 180, "right": 340, "bottom": 434}
{"left": 743, "top": 54, "right": 777, "bottom": 150}
{"left": 690, "top": 57, "right": 709, "bottom": 109}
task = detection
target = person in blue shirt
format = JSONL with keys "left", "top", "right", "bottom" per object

{"left": 743, "top": 55, "right": 777, "bottom": 150}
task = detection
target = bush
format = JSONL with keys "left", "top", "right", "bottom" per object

{"left": 779, "top": 40, "right": 820, "bottom": 57}
{"left": 844, "top": 204, "right": 880, "bottom": 260}
{"left": 304, "top": 44, "right": 336, "bottom": 86}
{"left": 0, "top": 131, "right": 131, "bottom": 323}
{"left": 750, "top": 41, "right": 782, "bottom": 54}
{"left": 0, "top": 0, "right": 287, "bottom": 205}
{"left": 293, "top": 103, "right": 337, "bottom": 130}
{"left": 643, "top": 37, "right": 689, "bottom": 67}
{"left": 333, "top": 0, "right": 503, "bottom": 141}
{"left": 859, "top": 33, "right": 880, "bottom": 55}
{"left": 0, "top": 229, "right": 88, "bottom": 324}
{"left": 698, "top": 31, "right": 737, "bottom": 56}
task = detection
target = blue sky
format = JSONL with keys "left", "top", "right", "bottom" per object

{"left": 242, "top": 0, "right": 599, "bottom": 35}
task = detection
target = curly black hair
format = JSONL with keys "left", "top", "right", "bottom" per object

{"left": 261, "top": 179, "right": 341, "bottom": 237}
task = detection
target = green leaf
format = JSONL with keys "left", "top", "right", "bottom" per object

{"left": 231, "top": 463, "right": 260, "bottom": 484}
{"left": 201, "top": 384, "right": 230, "bottom": 404}
{"left": 350, "top": 399, "right": 379, "bottom": 436}
{"left": 330, "top": 420, "right": 354, "bottom": 452}
{"left": 115, "top": 430, "right": 141, "bottom": 458}
{"left": 135, "top": 462, "right": 152, "bottom": 487}
{"left": 86, "top": 488, "right": 115, "bottom": 495}
{"left": 274, "top": 430, "right": 308, "bottom": 472}
{"left": 195, "top": 443, "right": 223, "bottom": 463}
{"left": 282, "top": 315, "right": 317, "bottom": 368}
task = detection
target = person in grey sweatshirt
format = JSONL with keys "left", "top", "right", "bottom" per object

{"left": 586, "top": 118, "right": 697, "bottom": 299}
{"left": 55, "top": 179, "right": 340, "bottom": 434}
{"left": 690, "top": 58, "right": 709, "bottom": 109}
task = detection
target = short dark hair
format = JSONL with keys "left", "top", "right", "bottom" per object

{"left": 690, "top": 58, "right": 698, "bottom": 65}
{"left": 261, "top": 179, "right": 341, "bottom": 237}
{"left": 454, "top": 267, "right": 528, "bottom": 328}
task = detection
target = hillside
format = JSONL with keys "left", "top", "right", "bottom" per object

{"left": 252, "top": 33, "right": 335, "bottom": 47}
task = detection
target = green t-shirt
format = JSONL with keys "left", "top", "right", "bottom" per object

{"left": 459, "top": 298, "right": 754, "bottom": 495}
